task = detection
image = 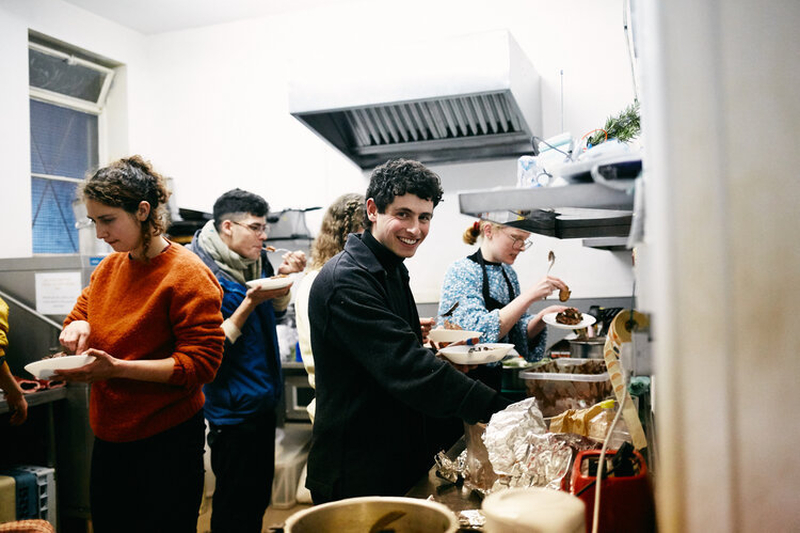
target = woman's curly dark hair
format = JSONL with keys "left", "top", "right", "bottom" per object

{"left": 364, "top": 159, "right": 443, "bottom": 229}
{"left": 309, "top": 193, "right": 365, "bottom": 270}
{"left": 79, "top": 155, "right": 170, "bottom": 255}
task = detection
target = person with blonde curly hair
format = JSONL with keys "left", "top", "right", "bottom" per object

{"left": 295, "top": 193, "right": 365, "bottom": 422}
{"left": 56, "top": 156, "right": 225, "bottom": 533}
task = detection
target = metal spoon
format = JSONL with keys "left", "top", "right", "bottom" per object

{"left": 544, "top": 251, "right": 556, "bottom": 300}
{"left": 263, "top": 245, "right": 292, "bottom": 254}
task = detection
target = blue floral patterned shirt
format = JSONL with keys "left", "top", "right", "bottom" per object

{"left": 438, "top": 256, "right": 547, "bottom": 362}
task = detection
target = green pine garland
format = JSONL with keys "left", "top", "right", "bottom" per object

{"left": 588, "top": 101, "right": 641, "bottom": 147}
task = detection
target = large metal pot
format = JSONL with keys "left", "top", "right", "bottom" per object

{"left": 284, "top": 496, "right": 459, "bottom": 533}
{"left": 569, "top": 337, "right": 606, "bottom": 359}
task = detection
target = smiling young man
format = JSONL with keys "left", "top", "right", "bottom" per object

{"left": 306, "top": 159, "right": 512, "bottom": 503}
{"left": 188, "top": 189, "right": 306, "bottom": 533}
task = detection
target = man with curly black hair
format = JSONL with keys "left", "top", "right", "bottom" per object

{"left": 306, "top": 159, "right": 511, "bottom": 503}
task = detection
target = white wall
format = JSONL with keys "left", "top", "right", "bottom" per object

{"left": 137, "top": 0, "right": 638, "bottom": 302}
{"left": 0, "top": 0, "right": 636, "bottom": 302}
{"left": 0, "top": 0, "right": 145, "bottom": 257}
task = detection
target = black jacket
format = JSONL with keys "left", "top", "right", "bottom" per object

{"left": 306, "top": 232, "right": 510, "bottom": 502}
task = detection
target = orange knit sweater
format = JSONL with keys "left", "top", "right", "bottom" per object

{"left": 64, "top": 243, "right": 225, "bottom": 442}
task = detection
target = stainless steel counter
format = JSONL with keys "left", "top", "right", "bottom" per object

{"left": 0, "top": 387, "right": 67, "bottom": 414}
{"left": 405, "top": 438, "right": 485, "bottom": 530}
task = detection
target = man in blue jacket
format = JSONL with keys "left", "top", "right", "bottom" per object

{"left": 189, "top": 189, "right": 306, "bottom": 533}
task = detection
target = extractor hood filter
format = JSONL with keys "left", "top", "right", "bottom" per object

{"left": 289, "top": 30, "right": 542, "bottom": 169}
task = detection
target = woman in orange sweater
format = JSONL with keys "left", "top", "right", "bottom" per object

{"left": 57, "top": 156, "right": 225, "bottom": 533}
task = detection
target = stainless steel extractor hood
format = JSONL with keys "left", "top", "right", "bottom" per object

{"left": 288, "top": 30, "right": 541, "bottom": 169}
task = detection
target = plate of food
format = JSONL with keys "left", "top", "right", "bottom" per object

{"left": 439, "top": 343, "right": 515, "bottom": 365}
{"left": 24, "top": 354, "right": 96, "bottom": 380}
{"left": 246, "top": 274, "right": 293, "bottom": 291}
{"left": 542, "top": 308, "right": 596, "bottom": 330}
{"left": 427, "top": 328, "right": 483, "bottom": 345}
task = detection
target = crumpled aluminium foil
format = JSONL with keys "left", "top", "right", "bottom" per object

{"left": 433, "top": 449, "right": 464, "bottom": 484}
{"left": 482, "top": 397, "right": 600, "bottom": 492}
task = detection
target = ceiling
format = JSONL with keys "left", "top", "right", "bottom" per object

{"left": 61, "top": 0, "right": 349, "bottom": 35}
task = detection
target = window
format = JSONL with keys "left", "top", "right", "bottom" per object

{"left": 30, "top": 100, "right": 98, "bottom": 253}
{"left": 28, "top": 38, "right": 114, "bottom": 254}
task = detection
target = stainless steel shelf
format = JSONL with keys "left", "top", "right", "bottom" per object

{"left": 582, "top": 237, "right": 631, "bottom": 251}
{"left": 0, "top": 387, "right": 67, "bottom": 414}
{"left": 458, "top": 183, "right": 635, "bottom": 240}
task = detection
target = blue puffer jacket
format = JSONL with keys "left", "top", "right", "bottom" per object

{"left": 188, "top": 235, "right": 283, "bottom": 426}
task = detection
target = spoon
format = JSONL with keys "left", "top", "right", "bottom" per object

{"left": 263, "top": 245, "right": 292, "bottom": 254}
{"left": 544, "top": 251, "right": 556, "bottom": 300}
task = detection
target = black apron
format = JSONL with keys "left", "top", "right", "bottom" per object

{"left": 463, "top": 250, "right": 514, "bottom": 392}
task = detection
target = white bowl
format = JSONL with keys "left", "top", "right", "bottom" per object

{"left": 245, "top": 275, "right": 293, "bottom": 291}
{"left": 428, "top": 329, "right": 483, "bottom": 345}
{"left": 25, "top": 355, "right": 96, "bottom": 380}
{"left": 482, "top": 487, "right": 586, "bottom": 533}
{"left": 439, "top": 343, "right": 514, "bottom": 365}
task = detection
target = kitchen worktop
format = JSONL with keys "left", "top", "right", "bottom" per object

{"left": 0, "top": 387, "right": 67, "bottom": 414}
{"left": 405, "top": 437, "right": 485, "bottom": 530}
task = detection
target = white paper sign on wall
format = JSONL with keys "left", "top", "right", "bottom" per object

{"left": 35, "top": 271, "right": 82, "bottom": 315}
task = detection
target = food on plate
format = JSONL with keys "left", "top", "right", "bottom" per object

{"left": 433, "top": 320, "right": 464, "bottom": 348}
{"left": 555, "top": 307, "right": 582, "bottom": 325}
{"left": 559, "top": 286, "right": 571, "bottom": 302}
{"left": 467, "top": 345, "right": 492, "bottom": 353}
{"left": 270, "top": 274, "right": 288, "bottom": 279}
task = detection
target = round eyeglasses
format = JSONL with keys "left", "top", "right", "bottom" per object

{"left": 232, "top": 220, "right": 269, "bottom": 237}
{"left": 504, "top": 231, "right": 534, "bottom": 251}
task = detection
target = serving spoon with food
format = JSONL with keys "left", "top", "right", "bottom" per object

{"left": 545, "top": 250, "right": 571, "bottom": 301}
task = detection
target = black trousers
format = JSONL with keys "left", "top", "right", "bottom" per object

{"left": 90, "top": 410, "right": 206, "bottom": 533}
{"left": 208, "top": 409, "right": 277, "bottom": 533}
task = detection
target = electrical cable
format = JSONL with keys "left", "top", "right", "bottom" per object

{"left": 531, "top": 135, "right": 571, "bottom": 158}
{"left": 591, "top": 391, "right": 627, "bottom": 533}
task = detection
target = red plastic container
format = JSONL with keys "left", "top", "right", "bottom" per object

{"left": 569, "top": 449, "right": 655, "bottom": 533}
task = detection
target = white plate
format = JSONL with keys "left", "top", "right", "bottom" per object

{"left": 25, "top": 355, "right": 96, "bottom": 380}
{"left": 542, "top": 311, "right": 596, "bottom": 330}
{"left": 439, "top": 343, "right": 515, "bottom": 365}
{"left": 246, "top": 275, "right": 293, "bottom": 291}
{"left": 428, "top": 329, "right": 483, "bottom": 345}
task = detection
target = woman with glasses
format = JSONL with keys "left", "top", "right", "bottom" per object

{"left": 437, "top": 220, "right": 570, "bottom": 368}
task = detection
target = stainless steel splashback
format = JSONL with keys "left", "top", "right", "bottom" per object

{"left": 0, "top": 255, "right": 99, "bottom": 373}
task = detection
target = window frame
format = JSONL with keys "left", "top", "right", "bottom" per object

{"left": 28, "top": 41, "right": 115, "bottom": 115}
{"left": 29, "top": 41, "right": 114, "bottom": 255}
